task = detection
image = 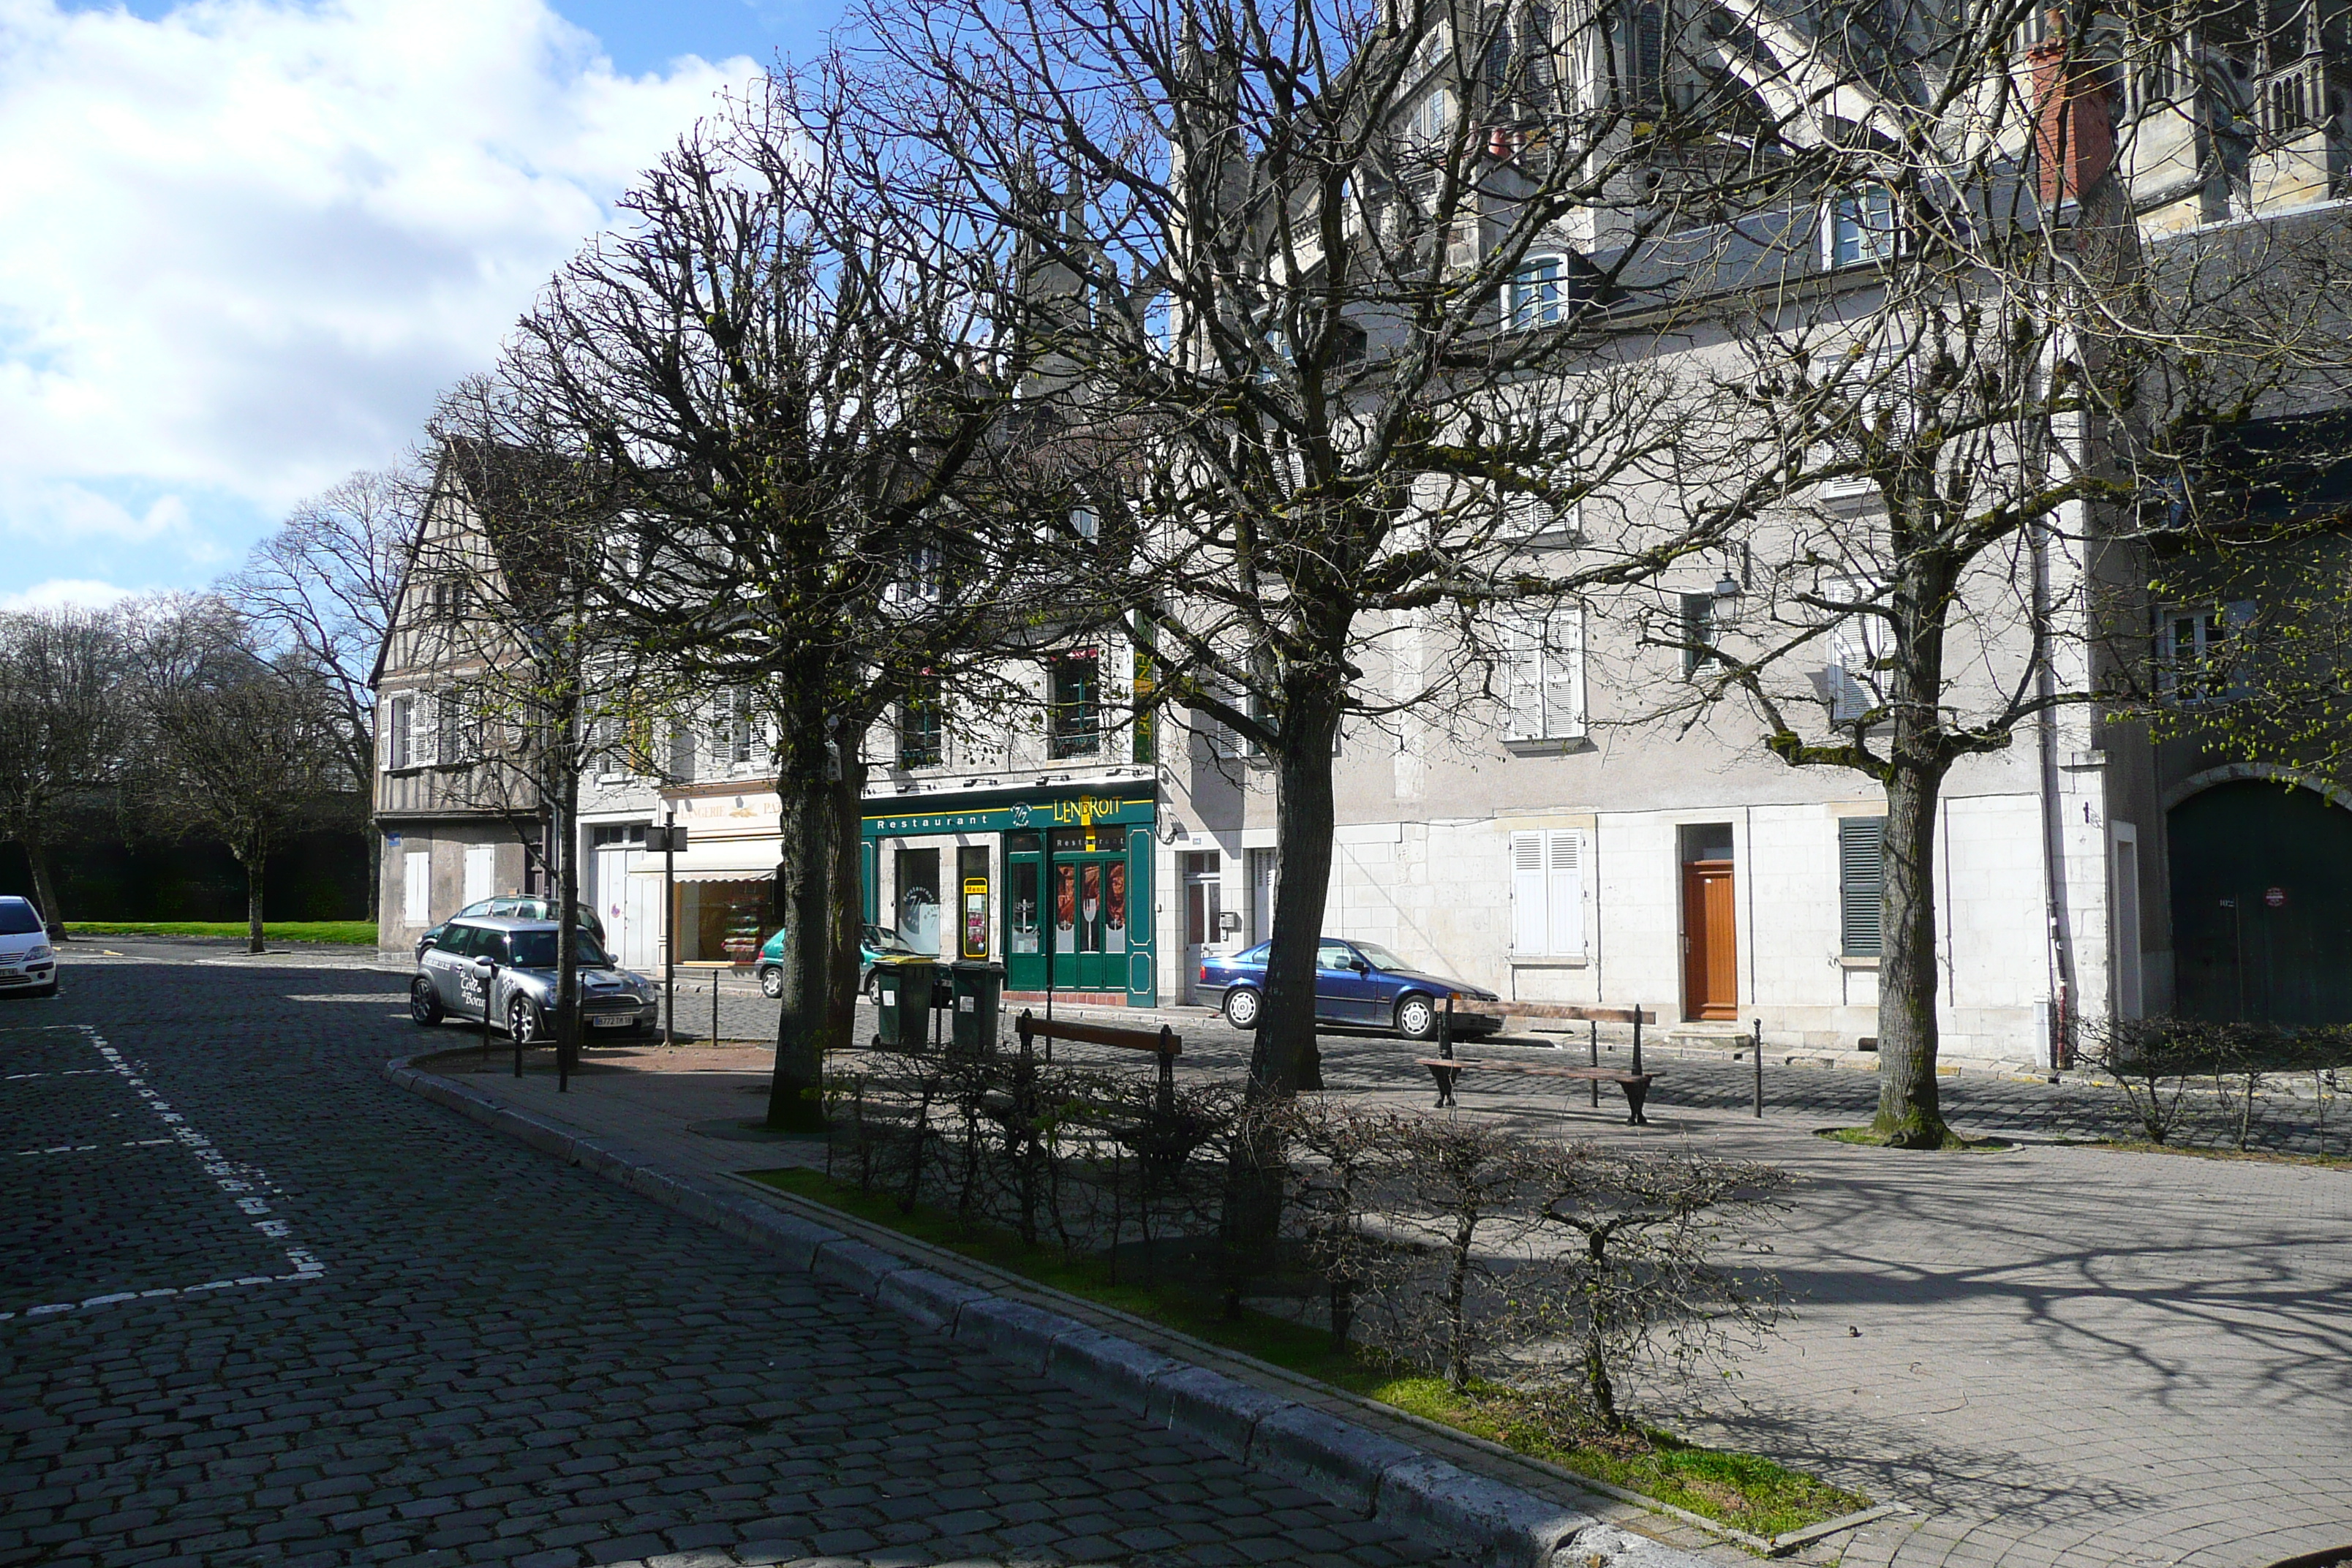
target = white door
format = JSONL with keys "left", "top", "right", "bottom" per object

{"left": 623, "top": 864, "right": 661, "bottom": 970}
{"left": 463, "top": 843, "right": 496, "bottom": 906}
{"left": 1182, "top": 852, "right": 1221, "bottom": 1003}
{"left": 595, "top": 844, "right": 647, "bottom": 965}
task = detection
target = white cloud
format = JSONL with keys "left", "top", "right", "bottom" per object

{"left": 0, "top": 0, "right": 756, "bottom": 588}
{"left": 0, "top": 578, "right": 143, "bottom": 613}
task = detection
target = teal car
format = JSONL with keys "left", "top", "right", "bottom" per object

{"left": 755, "top": 922, "right": 927, "bottom": 1000}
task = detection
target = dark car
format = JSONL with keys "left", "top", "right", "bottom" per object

{"left": 1196, "top": 937, "right": 1501, "bottom": 1040}
{"left": 755, "top": 923, "right": 925, "bottom": 1000}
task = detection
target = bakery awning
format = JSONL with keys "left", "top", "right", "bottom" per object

{"left": 630, "top": 837, "right": 780, "bottom": 884}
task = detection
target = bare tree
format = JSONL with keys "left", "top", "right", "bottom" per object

{"left": 225, "top": 467, "right": 418, "bottom": 919}
{"left": 0, "top": 606, "right": 129, "bottom": 932}
{"left": 847, "top": 0, "right": 1817, "bottom": 1275}
{"left": 491, "top": 77, "right": 1072, "bottom": 1129}
{"left": 129, "top": 598, "right": 353, "bottom": 954}
{"left": 1585, "top": 0, "right": 2352, "bottom": 1143}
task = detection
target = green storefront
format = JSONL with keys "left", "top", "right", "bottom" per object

{"left": 860, "top": 786, "right": 1158, "bottom": 1005}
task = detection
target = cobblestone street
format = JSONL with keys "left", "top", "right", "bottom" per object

{"left": 0, "top": 952, "right": 1454, "bottom": 1568}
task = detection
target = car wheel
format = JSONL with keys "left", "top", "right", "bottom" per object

{"left": 864, "top": 970, "right": 882, "bottom": 1003}
{"left": 409, "top": 977, "right": 444, "bottom": 1027}
{"left": 1394, "top": 993, "right": 1441, "bottom": 1041}
{"left": 1223, "top": 987, "right": 1262, "bottom": 1030}
{"left": 758, "top": 965, "right": 785, "bottom": 1000}
{"left": 507, "top": 996, "right": 542, "bottom": 1045}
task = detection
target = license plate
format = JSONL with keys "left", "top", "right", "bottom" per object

{"left": 591, "top": 1014, "right": 636, "bottom": 1028}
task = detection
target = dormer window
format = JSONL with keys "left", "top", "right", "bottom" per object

{"left": 1509, "top": 255, "right": 1564, "bottom": 328}
{"left": 1825, "top": 186, "right": 1897, "bottom": 267}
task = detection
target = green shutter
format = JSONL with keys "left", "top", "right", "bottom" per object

{"left": 1840, "top": 817, "right": 1885, "bottom": 957}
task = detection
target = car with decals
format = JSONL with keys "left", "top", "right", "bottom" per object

{"left": 407, "top": 916, "right": 656, "bottom": 1042}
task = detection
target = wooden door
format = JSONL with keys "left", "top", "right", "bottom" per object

{"left": 1681, "top": 859, "right": 1738, "bottom": 1020}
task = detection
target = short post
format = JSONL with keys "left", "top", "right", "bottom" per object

{"left": 1156, "top": 1024, "right": 1176, "bottom": 1119}
{"left": 711, "top": 975, "right": 720, "bottom": 1046}
{"left": 1631, "top": 1008, "right": 1643, "bottom": 1077}
{"left": 1588, "top": 1019, "right": 1599, "bottom": 1109}
{"left": 1752, "top": 1016, "right": 1764, "bottom": 1117}
{"left": 1439, "top": 995, "right": 1456, "bottom": 1062}
{"left": 1016, "top": 1007, "right": 1035, "bottom": 1063}
{"left": 479, "top": 959, "right": 497, "bottom": 1068}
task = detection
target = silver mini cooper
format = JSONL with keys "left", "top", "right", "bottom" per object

{"left": 408, "top": 916, "right": 657, "bottom": 1042}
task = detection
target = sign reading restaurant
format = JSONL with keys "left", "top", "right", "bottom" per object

{"left": 862, "top": 794, "right": 1155, "bottom": 840}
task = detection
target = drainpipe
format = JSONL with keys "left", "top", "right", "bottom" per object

{"left": 2033, "top": 481, "right": 2083, "bottom": 1072}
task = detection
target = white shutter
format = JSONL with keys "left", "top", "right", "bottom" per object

{"left": 1502, "top": 622, "right": 1541, "bottom": 741}
{"left": 414, "top": 693, "right": 440, "bottom": 766}
{"left": 403, "top": 851, "right": 431, "bottom": 925}
{"left": 2223, "top": 600, "right": 2257, "bottom": 698}
{"left": 1546, "top": 831, "right": 1585, "bottom": 957}
{"left": 1510, "top": 832, "right": 1548, "bottom": 951}
{"left": 1542, "top": 610, "right": 1586, "bottom": 739}
{"left": 383, "top": 696, "right": 405, "bottom": 770}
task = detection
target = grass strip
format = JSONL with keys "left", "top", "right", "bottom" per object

{"left": 64, "top": 921, "right": 379, "bottom": 946}
{"left": 746, "top": 1165, "right": 1866, "bottom": 1537}
{"left": 1815, "top": 1126, "right": 2013, "bottom": 1151}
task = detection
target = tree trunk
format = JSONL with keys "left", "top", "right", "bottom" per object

{"left": 24, "top": 835, "right": 64, "bottom": 938}
{"left": 1872, "top": 758, "right": 1953, "bottom": 1147}
{"left": 1248, "top": 689, "right": 1341, "bottom": 1098}
{"left": 764, "top": 710, "right": 846, "bottom": 1133}
{"left": 1218, "top": 682, "right": 1343, "bottom": 1295}
{"left": 246, "top": 843, "right": 266, "bottom": 954}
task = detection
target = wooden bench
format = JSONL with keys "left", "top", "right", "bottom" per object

{"left": 1417, "top": 1058, "right": 1655, "bottom": 1123}
{"left": 1014, "top": 1009, "right": 1182, "bottom": 1115}
{"left": 1424, "top": 998, "right": 1659, "bottom": 1124}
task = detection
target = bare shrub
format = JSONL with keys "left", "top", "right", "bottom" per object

{"left": 1515, "top": 1147, "right": 1790, "bottom": 1433}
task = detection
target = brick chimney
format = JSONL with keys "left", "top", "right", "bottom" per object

{"left": 2029, "top": 15, "right": 2116, "bottom": 206}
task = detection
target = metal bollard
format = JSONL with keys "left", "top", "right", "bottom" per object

{"left": 1588, "top": 1019, "right": 1599, "bottom": 1108}
{"left": 1752, "top": 1016, "right": 1763, "bottom": 1116}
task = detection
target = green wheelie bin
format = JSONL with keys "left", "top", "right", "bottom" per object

{"left": 872, "top": 957, "right": 940, "bottom": 1049}
{"left": 949, "top": 960, "right": 1005, "bottom": 1053}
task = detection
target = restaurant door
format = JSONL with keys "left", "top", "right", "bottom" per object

{"left": 1002, "top": 829, "right": 1133, "bottom": 993}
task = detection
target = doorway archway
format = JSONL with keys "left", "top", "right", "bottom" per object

{"left": 2168, "top": 780, "right": 2352, "bottom": 1024}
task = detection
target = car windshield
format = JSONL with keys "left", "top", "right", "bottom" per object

{"left": 0, "top": 901, "right": 41, "bottom": 936}
{"left": 507, "top": 931, "right": 614, "bottom": 969}
{"left": 1349, "top": 941, "right": 1411, "bottom": 970}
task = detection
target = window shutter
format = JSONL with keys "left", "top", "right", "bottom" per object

{"left": 385, "top": 697, "right": 406, "bottom": 770}
{"left": 1502, "top": 622, "right": 1541, "bottom": 741}
{"left": 1510, "top": 832, "right": 1548, "bottom": 951}
{"left": 1543, "top": 611, "right": 1585, "bottom": 738}
{"left": 1546, "top": 830, "right": 1585, "bottom": 957}
{"left": 1839, "top": 817, "right": 1885, "bottom": 957}
{"left": 415, "top": 694, "right": 440, "bottom": 766}
{"left": 2223, "top": 601, "right": 2256, "bottom": 698}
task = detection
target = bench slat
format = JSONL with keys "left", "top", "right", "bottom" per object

{"left": 1416, "top": 1059, "right": 1649, "bottom": 1083}
{"left": 1017, "top": 1014, "right": 1181, "bottom": 1056}
{"left": 1452, "top": 1003, "right": 1656, "bottom": 1025}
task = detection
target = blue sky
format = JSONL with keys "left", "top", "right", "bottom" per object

{"left": 0, "top": 0, "right": 840, "bottom": 611}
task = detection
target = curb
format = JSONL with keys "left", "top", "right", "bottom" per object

{"left": 384, "top": 1055, "right": 1711, "bottom": 1568}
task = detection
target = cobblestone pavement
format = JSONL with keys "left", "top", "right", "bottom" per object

{"left": 427, "top": 1008, "right": 2352, "bottom": 1568}
{"left": 0, "top": 954, "right": 1458, "bottom": 1568}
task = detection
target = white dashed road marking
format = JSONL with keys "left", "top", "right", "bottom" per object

{"left": 0, "top": 1023, "right": 327, "bottom": 1322}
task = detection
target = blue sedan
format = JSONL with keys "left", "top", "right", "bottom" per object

{"left": 1197, "top": 937, "right": 1502, "bottom": 1040}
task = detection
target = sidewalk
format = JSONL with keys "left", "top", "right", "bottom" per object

{"left": 406, "top": 1035, "right": 2352, "bottom": 1568}
{"left": 404, "top": 1039, "right": 1771, "bottom": 1567}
